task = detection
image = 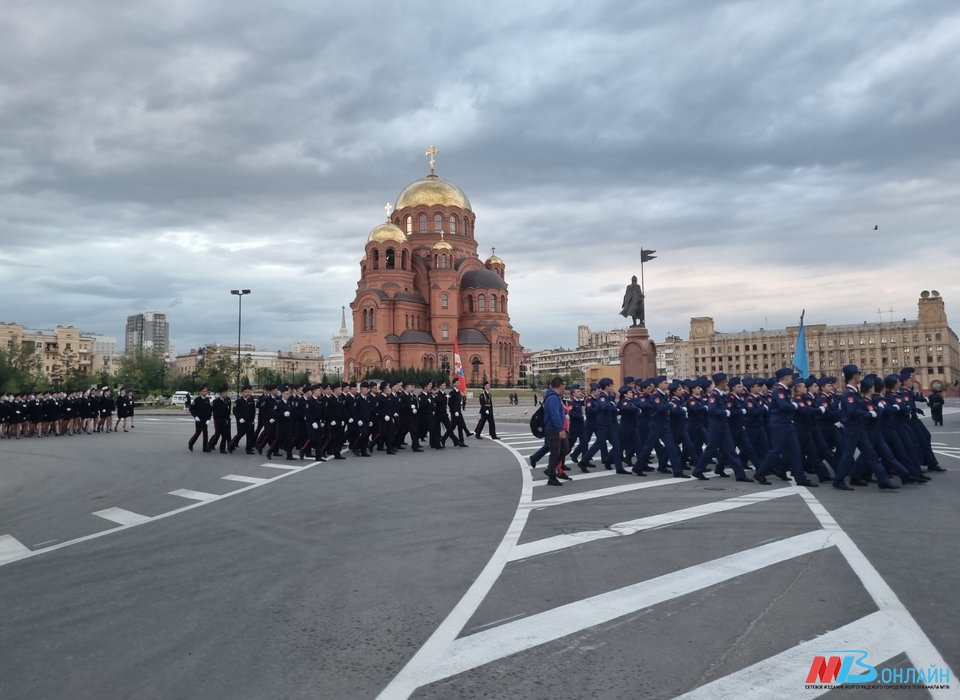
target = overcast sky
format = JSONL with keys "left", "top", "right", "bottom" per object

{"left": 2, "top": 0, "right": 959, "bottom": 355}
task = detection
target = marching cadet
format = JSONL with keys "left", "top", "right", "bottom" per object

{"left": 792, "top": 377, "right": 832, "bottom": 482}
{"left": 753, "top": 369, "right": 816, "bottom": 486}
{"left": 743, "top": 378, "right": 769, "bottom": 460}
{"left": 617, "top": 385, "right": 639, "bottom": 471}
{"left": 447, "top": 379, "right": 470, "bottom": 447}
{"left": 899, "top": 368, "right": 944, "bottom": 472}
{"left": 208, "top": 385, "right": 232, "bottom": 454}
{"left": 634, "top": 376, "right": 686, "bottom": 478}
{"left": 581, "top": 378, "right": 623, "bottom": 472}
{"left": 571, "top": 382, "right": 599, "bottom": 465}
{"left": 694, "top": 373, "right": 753, "bottom": 482}
{"left": 474, "top": 381, "right": 498, "bottom": 439}
{"left": 230, "top": 387, "right": 257, "bottom": 454}
{"left": 419, "top": 381, "right": 436, "bottom": 446}
{"left": 266, "top": 386, "right": 295, "bottom": 461}
{"left": 566, "top": 384, "right": 586, "bottom": 462}
{"left": 831, "top": 365, "right": 898, "bottom": 491}
{"left": 187, "top": 386, "right": 212, "bottom": 452}
{"left": 863, "top": 374, "right": 917, "bottom": 484}
{"left": 97, "top": 387, "right": 115, "bottom": 433}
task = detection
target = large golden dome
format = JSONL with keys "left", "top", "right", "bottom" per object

{"left": 368, "top": 221, "right": 407, "bottom": 244}
{"left": 396, "top": 174, "right": 471, "bottom": 211}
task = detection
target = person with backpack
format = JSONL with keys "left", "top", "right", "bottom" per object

{"left": 542, "top": 376, "right": 569, "bottom": 486}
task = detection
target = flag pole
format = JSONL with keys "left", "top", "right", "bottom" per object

{"left": 640, "top": 245, "right": 645, "bottom": 296}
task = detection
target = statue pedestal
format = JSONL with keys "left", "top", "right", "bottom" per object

{"left": 620, "top": 326, "right": 658, "bottom": 380}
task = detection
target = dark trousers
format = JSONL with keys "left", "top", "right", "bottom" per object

{"left": 271, "top": 423, "right": 293, "bottom": 458}
{"left": 545, "top": 428, "right": 569, "bottom": 479}
{"left": 696, "top": 424, "right": 746, "bottom": 479}
{"left": 584, "top": 424, "right": 620, "bottom": 468}
{"left": 475, "top": 409, "right": 497, "bottom": 438}
{"left": 636, "top": 423, "right": 683, "bottom": 475}
{"left": 229, "top": 418, "right": 255, "bottom": 452}
{"left": 908, "top": 418, "right": 939, "bottom": 467}
{"left": 796, "top": 425, "right": 831, "bottom": 481}
{"left": 209, "top": 420, "right": 231, "bottom": 452}
{"left": 755, "top": 422, "right": 804, "bottom": 482}
{"left": 571, "top": 422, "right": 594, "bottom": 461}
{"left": 189, "top": 420, "right": 209, "bottom": 451}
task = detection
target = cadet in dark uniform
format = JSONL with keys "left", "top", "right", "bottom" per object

{"left": 268, "top": 386, "right": 296, "bottom": 460}
{"left": 447, "top": 380, "right": 469, "bottom": 447}
{"left": 230, "top": 387, "right": 257, "bottom": 454}
{"left": 208, "top": 385, "right": 232, "bottom": 453}
{"left": 474, "top": 381, "right": 498, "bottom": 439}
{"left": 188, "top": 386, "right": 212, "bottom": 452}
{"left": 694, "top": 373, "right": 753, "bottom": 482}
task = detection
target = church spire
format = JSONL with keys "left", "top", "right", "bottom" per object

{"left": 340, "top": 305, "right": 348, "bottom": 333}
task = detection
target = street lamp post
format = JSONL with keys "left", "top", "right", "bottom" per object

{"left": 230, "top": 289, "right": 251, "bottom": 397}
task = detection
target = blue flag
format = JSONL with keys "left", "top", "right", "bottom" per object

{"left": 792, "top": 311, "right": 809, "bottom": 377}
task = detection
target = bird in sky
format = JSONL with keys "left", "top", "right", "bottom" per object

{"left": 874, "top": 225, "right": 879, "bottom": 230}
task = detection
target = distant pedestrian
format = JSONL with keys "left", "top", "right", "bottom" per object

{"left": 929, "top": 387, "right": 945, "bottom": 426}
{"left": 542, "top": 376, "right": 569, "bottom": 486}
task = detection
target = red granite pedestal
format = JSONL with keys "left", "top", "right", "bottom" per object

{"left": 620, "top": 326, "right": 658, "bottom": 380}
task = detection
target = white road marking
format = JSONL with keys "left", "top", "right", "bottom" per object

{"left": 0, "top": 534, "right": 31, "bottom": 566}
{"left": 675, "top": 611, "right": 903, "bottom": 699}
{"left": 0, "top": 461, "right": 323, "bottom": 570}
{"left": 419, "top": 530, "right": 833, "bottom": 685}
{"left": 511, "top": 488, "right": 797, "bottom": 561}
{"left": 933, "top": 450, "right": 960, "bottom": 459}
{"left": 221, "top": 474, "right": 270, "bottom": 485}
{"left": 259, "top": 462, "right": 308, "bottom": 470}
{"left": 529, "top": 473, "right": 715, "bottom": 509}
{"left": 532, "top": 469, "right": 617, "bottom": 486}
{"left": 92, "top": 507, "right": 152, "bottom": 526}
{"left": 168, "top": 489, "right": 221, "bottom": 502}
{"left": 377, "top": 438, "right": 535, "bottom": 700}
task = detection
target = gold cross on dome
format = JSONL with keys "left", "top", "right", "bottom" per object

{"left": 425, "top": 144, "right": 439, "bottom": 175}
{"left": 491, "top": 246, "right": 496, "bottom": 256}
{"left": 384, "top": 202, "right": 393, "bottom": 219}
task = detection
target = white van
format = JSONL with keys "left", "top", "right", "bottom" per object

{"left": 171, "top": 391, "right": 191, "bottom": 407}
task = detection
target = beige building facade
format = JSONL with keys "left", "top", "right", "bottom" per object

{"left": 0, "top": 323, "right": 97, "bottom": 382}
{"left": 678, "top": 292, "right": 957, "bottom": 390}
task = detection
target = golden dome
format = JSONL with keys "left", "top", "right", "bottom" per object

{"left": 485, "top": 247, "right": 504, "bottom": 266}
{"left": 396, "top": 174, "right": 471, "bottom": 211}
{"left": 367, "top": 221, "right": 407, "bottom": 244}
{"left": 432, "top": 231, "right": 453, "bottom": 251}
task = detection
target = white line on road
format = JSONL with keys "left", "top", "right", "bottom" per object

{"left": 92, "top": 507, "right": 152, "bottom": 526}
{"left": 168, "top": 489, "right": 221, "bottom": 502}
{"left": 260, "top": 462, "right": 309, "bottom": 470}
{"left": 423, "top": 530, "right": 834, "bottom": 684}
{"left": 510, "top": 488, "right": 797, "bottom": 561}
{"left": 221, "top": 474, "right": 271, "bottom": 485}
{"left": 529, "top": 473, "right": 716, "bottom": 509}
{"left": 933, "top": 450, "right": 960, "bottom": 460}
{"left": 531, "top": 469, "right": 616, "bottom": 486}
{"left": 674, "top": 610, "right": 903, "bottom": 700}
{"left": 0, "top": 534, "right": 31, "bottom": 566}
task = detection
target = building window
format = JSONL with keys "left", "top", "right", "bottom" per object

{"left": 500, "top": 295, "right": 506, "bottom": 312}
{"left": 419, "top": 213, "right": 427, "bottom": 232}
{"left": 449, "top": 215, "right": 458, "bottom": 234}
{"left": 362, "top": 309, "right": 368, "bottom": 331}
{"left": 434, "top": 213, "right": 443, "bottom": 232}
{"left": 401, "top": 250, "right": 408, "bottom": 270}
{"left": 441, "top": 293, "right": 449, "bottom": 309}
{"left": 935, "top": 333, "right": 942, "bottom": 341}
{"left": 385, "top": 248, "right": 396, "bottom": 270}
{"left": 490, "top": 295, "right": 497, "bottom": 312}
{"left": 478, "top": 294, "right": 486, "bottom": 312}
{"left": 372, "top": 249, "right": 380, "bottom": 270}
{"left": 441, "top": 323, "right": 449, "bottom": 340}
{"left": 406, "top": 215, "right": 412, "bottom": 234}
{"left": 369, "top": 310, "right": 376, "bottom": 331}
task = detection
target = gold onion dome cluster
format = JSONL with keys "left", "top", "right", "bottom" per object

{"left": 395, "top": 174, "right": 471, "bottom": 211}
{"left": 432, "top": 233, "right": 453, "bottom": 251}
{"left": 486, "top": 253, "right": 504, "bottom": 266}
{"left": 367, "top": 221, "right": 407, "bottom": 244}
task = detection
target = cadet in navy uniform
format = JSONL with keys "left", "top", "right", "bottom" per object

{"left": 446, "top": 380, "right": 469, "bottom": 447}
{"left": 633, "top": 376, "right": 686, "bottom": 478}
{"left": 572, "top": 382, "right": 600, "bottom": 466}
{"left": 582, "top": 378, "right": 625, "bottom": 472}
{"left": 899, "top": 367, "right": 944, "bottom": 472}
{"left": 208, "top": 386, "right": 232, "bottom": 453}
{"left": 832, "top": 365, "right": 898, "bottom": 491}
{"left": 474, "top": 381, "right": 498, "bottom": 439}
{"left": 693, "top": 373, "right": 752, "bottom": 482}
{"left": 230, "top": 387, "right": 257, "bottom": 454}
{"left": 753, "top": 369, "right": 816, "bottom": 486}
{"left": 187, "top": 386, "right": 212, "bottom": 452}
{"left": 566, "top": 384, "right": 586, "bottom": 463}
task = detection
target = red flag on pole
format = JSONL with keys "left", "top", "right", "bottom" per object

{"left": 453, "top": 339, "right": 467, "bottom": 393}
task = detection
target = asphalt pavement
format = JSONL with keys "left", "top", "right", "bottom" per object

{"left": 1, "top": 407, "right": 958, "bottom": 699}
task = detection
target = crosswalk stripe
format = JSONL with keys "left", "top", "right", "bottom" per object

{"left": 221, "top": 474, "right": 270, "bottom": 485}
{"left": 423, "top": 530, "right": 832, "bottom": 684}
{"left": 0, "top": 534, "right": 31, "bottom": 566}
{"left": 91, "top": 507, "right": 151, "bottom": 526}
{"left": 529, "top": 473, "right": 715, "bottom": 509}
{"left": 259, "top": 462, "right": 311, "bottom": 470}
{"left": 532, "top": 469, "right": 616, "bottom": 486}
{"left": 168, "top": 489, "right": 221, "bottom": 502}
{"left": 510, "top": 488, "right": 797, "bottom": 561}
{"left": 933, "top": 450, "right": 960, "bottom": 459}
{"left": 675, "top": 610, "right": 902, "bottom": 700}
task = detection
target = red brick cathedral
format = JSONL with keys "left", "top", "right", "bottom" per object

{"left": 344, "top": 148, "right": 522, "bottom": 385}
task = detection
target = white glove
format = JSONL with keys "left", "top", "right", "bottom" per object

{"left": 385, "top": 416, "right": 391, "bottom": 422}
{"left": 239, "top": 418, "right": 245, "bottom": 424}
{"left": 763, "top": 405, "right": 769, "bottom": 411}
{"left": 283, "top": 411, "right": 290, "bottom": 418}
{"left": 724, "top": 410, "right": 731, "bottom": 417}
{"left": 195, "top": 417, "right": 201, "bottom": 423}
{"left": 682, "top": 407, "right": 688, "bottom": 415}
{"left": 358, "top": 420, "right": 364, "bottom": 426}
{"left": 741, "top": 408, "right": 747, "bottom": 415}
{"left": 818, "top": 406, "right": 825, "bottom": 414}
{"left": 348, "top": 418, "right": 354, "bottom": 423}
{"left": 791, "top": 401, "right": 798, "bottom": 409}
{"left": 269, "top": 418, "right": 276, "bottom": 424}
{"left": 869, "top": 410, "right": 877, "bottom": 418}
{"left": 331, "top": 421, "right": 337, "bottom": 426}
{"left": 454, "top": 412, "right": 460, "bottom": 417}
{"left": 312, "top": 422, "right": 319, "bottom": 429}
{"left": 412, "top": 409, "right": 417, "bottom": 414}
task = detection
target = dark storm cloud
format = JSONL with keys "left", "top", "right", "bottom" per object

{"left": 1, "top": 0, "right": 958, "bottom": 353}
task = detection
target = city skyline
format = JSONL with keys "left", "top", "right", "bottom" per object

{"left": 2, "top": 2, "right": 958, "bottom": 353}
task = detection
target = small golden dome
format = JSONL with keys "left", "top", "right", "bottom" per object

{"left": 396, "top": 174, "right": 471, "bottom": 211}
{"left": 485, "top": 247, "right": 504, "bottom": 266}
{"left": 432, "top": 231, "right": 453, "bottom": 251}
{"left": 368, "top": 221, "right": 407, "bottom": 244}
